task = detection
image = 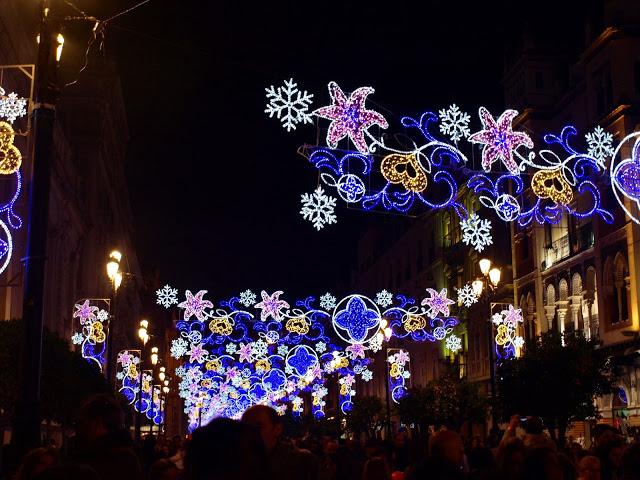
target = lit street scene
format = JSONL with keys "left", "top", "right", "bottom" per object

{"left": 0, "top": 0, "right": 640, "bottom": 479}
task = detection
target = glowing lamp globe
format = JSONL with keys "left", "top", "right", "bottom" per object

{"left": 479, "top": 258, "right": 492, "bottom": 276}
{"left": 472, "top": 279, "right": 484, "bottom": 297}
{"left": 489, "top": 267, "right": 502, "bottom": 287}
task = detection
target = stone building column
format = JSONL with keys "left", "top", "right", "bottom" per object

{"left": 570, "top": 295, "right": 582, "bottom": 331}
{"left": 556, "top": 300, "right": 569, "bottom": 335}
{"left": 582, "top": 298, "right": 592, "bottom": 340}
{"left": 544, "top": 306, "right": 556, "bottom": 332}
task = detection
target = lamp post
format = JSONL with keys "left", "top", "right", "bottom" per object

{"left": 149, "top": 348, "right": 158, "bottom": 437}
{"left": 105, "top": 250, "right": 122, "bottom": 386}
{"left": 135, "top": 319, "right": 149, "bottom": 443}
{"left": 13, "top": 1, "right": 64, "bottom": 453}
{"left": 377, "top": 319, "right": 393, "bottom": 439}
{"left": 473, "top": 258, "right": 502, "bottom": 432}
{"left": 161, "top": 381, "right": 170, "bottom": 435}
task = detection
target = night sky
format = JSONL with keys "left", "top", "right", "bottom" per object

{"left": 84, "top": 0, "right": 593, "bottom": 299}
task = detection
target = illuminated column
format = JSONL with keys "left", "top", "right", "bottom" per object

{"left": 570, "top": 295, "right": 582, "bottom": 331}
{"left": 582, "top": 298, "right": 592, "bottom": 340}
{"left": 544, "top": 306, "right": 556, "bottom": 332}
{"left": 556, "top": 301, "right": 569, "bottom": 335}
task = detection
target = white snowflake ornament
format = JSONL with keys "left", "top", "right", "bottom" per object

{"left": 319, "top": 293, "right": 337, "bottom": 311}
{"left": 265, "top": 78, "right": 314, "bottom": 132}
{"left": 461, "top": 214, "right": 493, "bottom": 252}
{"left": 97, "top": 309, "right": 109, "bottom": 321}
{"left": 375, "top": 289, "right": 393, "bottom": 308}
{"left": 456, "top": 284, "right": 478, "bottom": 308}
{"left": 361, "top": 369, "right": 373, "bottom": 382}
{"left": 585, "top": 126, "right": 614, "bottom": 167}
{"left": 0, "top": 89, "right": 27, "bottom": 124}
{"left": 71, "top": 332, "right": 84, "bottom": 345}
{"left": 438, "top": 104, "right": 471, "bottom": 142}
{"left": 445, "top": 334, "right": 463, "bottom": 353}
{"left": 239, "top": 289, "right": 257, "bottom": 307}
{"left": 170, "top": 338, "right": 189, "bottom": 359}
{"left": 300, "top": 186, "right": 337, "bottom": 231}
{"left": 514, "top": 336, "right": 525, "bottom": 349}
{"left": 225, "top": 343, "right": 238, "bottom": 355}
{"left": 156, "top": 284, "right": 179, "bottom": 308}
{"left": 315, "top": 341, "right": 327, "bottom": 353}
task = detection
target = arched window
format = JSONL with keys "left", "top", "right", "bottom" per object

{"left": 443, "top": 212, "right": 451, "bottom": 247}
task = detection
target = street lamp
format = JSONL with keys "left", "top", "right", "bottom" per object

{"left": 136, "top": 319, "right": 150, "bottom": 443}
{"left": 105, "top": 250, "right": 123, "bottom": 385}
{"left": 158, "top": 366, "right": 166, "bottom": 383}
{"left": 151, "top": 347, "right": 159, "bottom": 366}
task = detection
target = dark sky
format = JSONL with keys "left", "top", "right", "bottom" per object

{"left": 83, "top": 0, "right": 593, "bottom": 299}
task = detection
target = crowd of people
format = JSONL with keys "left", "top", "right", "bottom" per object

{"left": 7, "top": 395, "right": 640, "bottom": 480}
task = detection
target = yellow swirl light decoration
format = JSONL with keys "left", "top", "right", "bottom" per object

{"left": 127, "top": 364, "right": 138, "bottom": 380}
{"left": 404, "top": 314, "right": 426, "bottom": 333}
{"left": 286, "top": 316, "right": 309, "bottom": 335}
{"left": 0, "top": 121, "right": 22, "bottom": 175}
{"left": 209, "top": 317, "right": 233, "bottom": 336}
{"left": 495, "top": 324, "right": 510, "bottom": 346}
{"left": 255, "top": 359, "right": 271, "bottom": 372}
{"left": 389, "top": 362, "right": 402, "bottom": 379}
{"left": 531, "top": 168, "right": 574, "bottom": 205}
{"left": 381, "top": 153, "right": 428, "bottom": 192}
{"left": 89, "top": 321, "right": 106, "bottom": 343}
{"left": 205, "top": 359, "right": 222, "bottom": 371}
{"left": 339, "top": 383, "right": 349, "bottom": 395}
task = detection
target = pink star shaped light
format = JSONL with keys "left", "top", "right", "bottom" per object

{"left": 237, "top": 343, "right": 253, "bottom": 363}
{"left": 395, "top": 350, "right": 410, "bottom": 365}
{"left": 346, "top": 343, "right": 365, "bottom": 360}
{"left": 501, "top": 305, "right": 523, "bottom": 326}
{"left": 188, "top": 344, "right": 208, "bottom": 363}
{"left": 469, "top": 107, "right": 533, "bottom": 174}
{"left": 74, "top": 300, "right": 98, "bottom": 323}
{"left": 178, "top": 290, "right": 213, "bottom": 321}
{"left": 421, "top": 288, "right": 455, "bottom": 319}
{"left": 255, "top": 290, "right": 289, "bottom": 321}
{"left": 314, "top": 81, "right": 388, "bottom": 154}
{"left": 117, "top": 351, "right": 132, "bottom": 365}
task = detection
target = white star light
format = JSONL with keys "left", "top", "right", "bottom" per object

{"left": 300, "top": 186, "right": 337, "bottom": 231}
{"left": 319, "top": 293, "right": 337, "bottom": 311}
{"left": 265, "top": 78, "right": 314, "bottom": 132}
{"left": 585, "top": 126, "right": 614, "bottom": 167}
{"left": 456, "top": 284, "right": 478, "bottom": 308}
{"left": 375, "top": 289, "right": 393, "bottom": 308}
{"left": 438, "top": 104, "right": 471, "bottom": 142}
{"left": 445, "top": 334, "right": 463, "bottom": 353}
{"left": 239, "top": 289, "right": 257, "bottom": 307}
{"left": 156, "top": 284, "right": 179, "bottom": 308}
{"left": 461, "top": 214, "right": 493, "bottom": 252}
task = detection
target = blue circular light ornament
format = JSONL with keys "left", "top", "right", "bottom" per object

{"left": 332, "top": 295, "right": 381, "bottom": 344}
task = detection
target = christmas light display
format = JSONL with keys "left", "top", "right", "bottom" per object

{"left": 468, "top": 107, "right": 533, "bottom": 174}
{"left": 156, "top": 284, "right": 178, "bottom": 308}
{"left": 239, "top": 289, "right": 257, "bottom": 307}
{"left": 265, "top": 79, "right": 639, "bottom": 229}
{"left": 168, "top": 287, "right": 456, "bottom": 429}
{"left": 265, "top": 78, "right": 314, "bottom": 132}
{"left": 445, "top": 334, "right": 462, "bottom": 353}
{"left": 375, "top": 289, "right": 393, "bottom": 308}
{"left": 71, "top": 299, "right": 110, "bottom": 372}
{"left": 460, "top": 214, "right": 493, "bottom": 252}
{"left": 456, "top": 283, "right": 478, "bottom": 307}
{"left": 611, "top": 132, "right": 640, "bottom": 225}
{"left": 300, "top": 186, "right": 337, "bottom": 230}
{"left": 0, "top": 88, "right": 27, "bottom": 124}
{"left": 387, "top": 349, "right": 411, "bottom": 403}
{"left": 313, "top": 81, "right": 388, "bottom": 154}
{"left": 491, "top": 304, "right": 524, "bottom": 361}
{"left": 0, "top": 122, "right": 22, "bottom": 175}
{"left": 421, "top": 288, "right": 455, "bottom": 319}
{"left": 116, "top": 350, "right": 141, "bottom": 405}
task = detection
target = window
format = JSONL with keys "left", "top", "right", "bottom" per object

{"left": 593, "top": 64, "right": 613, "bottom": 118}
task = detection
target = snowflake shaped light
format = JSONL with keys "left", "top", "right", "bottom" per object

{"left": 251, "top": 340, "right": 269, "bottom": 358}
{"left": 368, "top": 336, "right": 382, "bottom": 352}
{"left": 71, "top": 332, "right": 84, "bottom": 345}
{"left": 255, "top": 290, "right": 289, "bottom": 321}
{"left": 585, "top": 126, "right": 614, "bottom": 166}
{"left": 461, "top": 214, "right": 493, "bottom": 252}
{"left": 514, "top": 336, "right": 525, "bottom": 349}
{"left": 361, "top": 369, "right": 373, "bottom": 382}
{"left": 0, "top": 90, "right": 27, "bottom": 124}
{"left": 277, "top": 344, "right": 289, "bottom": 357}
{"left": 265, "top": 78, "right": 314, "bottom": 132}
{"left": 421, "top": 288, "right": 455, "bottom": 319}
{"left": 469, "top": 107, "right": 533, "bottom": 174}
{"left": 225, "top": 343, "right": 237, "bottom": 355}
{"left": 438, "top": 104, "right": 471, "bottom": 142}
{"left": 178, "top": 290, "right": 213, "bottom": 322}
{"left": 97, "top": 309, "right": 109, "bottom": 322}
{"left": 156, "top": 284, "right": 179, "bottom": 308}
{"left": 456, "top": 283, "right": 479, "bottom": 307}
{"left": 445, "top": 335, "right": 463, "bottom": 353}
{"left": 315, "top": 341, "right": 327, "bottom": 353}
{"left": 319, "top": 293, "right": 337, "bottom": 311}
{"left": 171, "top": 338, "right": 189, "bottom": 359}
{"left": 300, "top": 186, "right": 337, "bottom": 231}
{"left": 239, "top": 289, "right": 257, "bottom": 307}
{"left": 314, "top": 81, "right": 388, "bottom": 153}
{"left": 375, "top": 289, "right": 393, "bottom": 308}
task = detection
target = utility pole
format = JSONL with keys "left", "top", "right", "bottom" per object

{"left": 12, "top": 0, "right": 61, "bottom": 455}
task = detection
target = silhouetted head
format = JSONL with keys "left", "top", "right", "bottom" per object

{"left": 76, "top": 394, "right": 125, "bottom": 443}
{"left": 429, "top": 430, "right": 465, "bottom": 467}
{"left": 241, "top": 405, "right": 282, "bottom": 451}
